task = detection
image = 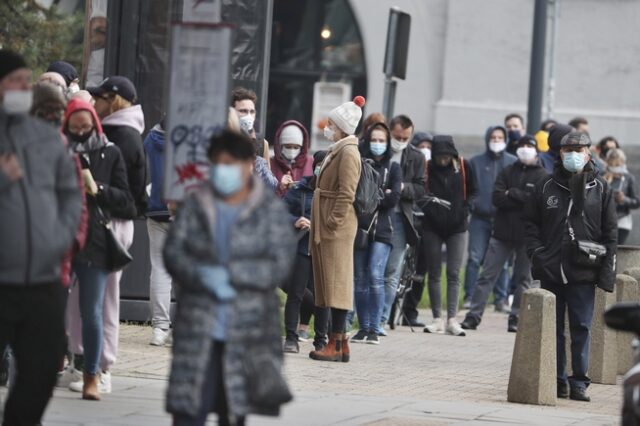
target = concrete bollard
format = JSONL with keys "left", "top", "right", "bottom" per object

{"left": 617, "top": 246, "right": 640, "bottom": 274}
{"left": 589, "top": 287, "right": 618, "bottom": 384}
{"left": 623, "top": 268, "right": 640, "bottom": 286}
{"left": 616, "top": 274, "right": 639, "bottom": 374}
{"left": 508, "top": 288, "right": 556, "bottom": 406}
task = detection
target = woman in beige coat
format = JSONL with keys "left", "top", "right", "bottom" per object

{"left": 309, "top": 96, "right": 365, "bottom": 363}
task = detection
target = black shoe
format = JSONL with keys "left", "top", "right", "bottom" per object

{"left": 350, "top": 329, "right": 368, "bottom": 343}
{"left": 283, "top": 339, "right": 299, "bottom": 354}
{"left": 366, "top": 331, "right": 380, "bottom": 345}
{"left": 507, "top": 317, "right": 518, "bottom": 333}
{"left": 401, "top": 319, "right": 425, "bottom": 328}
{"left": 557, "top": 383, "right": 569, "bottom": 399}
{"left": 313, "top": 338, "right": 327, "bottom": 352}
{"left": 570, "top": 387, "right": 591, "bottom": 402}
{"left": 460, "top": 317, "right": 478, "bottom": 330}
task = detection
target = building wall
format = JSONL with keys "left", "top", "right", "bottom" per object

{"left": 350, "top": 0, "right": 640, "bottom": 144}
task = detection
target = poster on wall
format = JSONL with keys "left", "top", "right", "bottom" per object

{"left": 163, "top": 23, "right": 232, "bottom": 201}
{"left": 182, "top": 0, "right": 221, "bottom": 23}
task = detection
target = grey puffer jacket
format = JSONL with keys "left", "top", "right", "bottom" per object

{"left": 0, "top": 110, "right": 82, "bottom": 286}
{"left": 163, "top": 178, "right": 296, "bottom": 418}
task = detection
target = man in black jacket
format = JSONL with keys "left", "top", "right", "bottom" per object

{"left": 461, "top": 135, "right": 548, "bottom": 333}
{"left": 524, "top": 132, "right": 617, "bottom": 403}
{"left": 380, "top": 115, "right": 426, "bottom": 329}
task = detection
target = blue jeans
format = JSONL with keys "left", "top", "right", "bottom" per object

{"left": 74, "top": 262, "right": 110, "bottom": 375}
{"left": 381, "top": 213, "right": 407, "bottom": 323}
{"left": 354, "top": 242, "right": 392, "bottom": 331}
{"left": 463, "top": 215, "right": 509, "bottom": 302}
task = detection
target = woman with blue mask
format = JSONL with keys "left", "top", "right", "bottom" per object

{"left": 350, "top": 122, "right": 402, "bottom": 344}
{"left": 164, "top": 129, "right": 296, "bottom": 426}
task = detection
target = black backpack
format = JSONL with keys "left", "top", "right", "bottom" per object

{"left": 354, "top": 158, "right": 383, "bottom": 216}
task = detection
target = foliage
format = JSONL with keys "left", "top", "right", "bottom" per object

{"left": 0, "top": 0, "right": 85, "bottom": 77}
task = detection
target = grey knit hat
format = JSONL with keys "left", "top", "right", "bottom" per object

{"left": 560, "top": 131, "right": 591, "bottom": 148}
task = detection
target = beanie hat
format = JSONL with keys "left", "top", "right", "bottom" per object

{"left": 47, "top": 61, "right": 79, "bottom": 86}
{"left": 0, "top": 50, "right": 27, "bottom": 81}
{"left": 431, "top": 135, "right": 459, "bottom": 157}
{"left": 279, "top": 124, "right": 304, "bottom": 147}
{"left": 561, "top": 131, "right": 592, "bottom": 148}
{"left": 313, "top": 150, "right": 328, "bottom": 169}
{"left": 534, "top": 130, "right": 550, "bottom": 152}
{"left": 328, "top": 96, "right": 365, "bottom": 135}
{"left": 411, "top": 131, "right": 434, "bottom": 147}
{"left": 516, "top": 134, "right": 537, "bottom": 149}
{"left": 548, "top": 124, "right": 573, "bottom": 153}
{"left": 32, "top": 82, "right": 67, "bottom": 110}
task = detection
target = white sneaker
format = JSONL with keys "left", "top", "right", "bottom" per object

{"left": 423, "top": 318, "right": 445, "bottom": 334}
{"left": 69, "top": 371, "right": 112, "bottom": 394}
{"left": 150, "top": 328, "right": 171, "bottom": 346}
{"left": 446, "top": 318, "right": 466, "bottom": 337}
{"left": 56, "top": 366, "right": 81, "bottom": 388}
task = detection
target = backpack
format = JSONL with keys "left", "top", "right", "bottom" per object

{"left": 354, "top": 158, "right": 384, "bottom": 216}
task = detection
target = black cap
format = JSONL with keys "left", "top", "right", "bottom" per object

{"left": 561, "top": 131, "right": 592, "bottom": 148}
{"left": 87, "top": 76, "right": 137, "bottom": 103}
{"left": 313, "top": 150, "right": 328, "bottom": 168}
{"left": 47, "top": 61, "right": 79, "bottom": 86}
{"left": 516, "top": 134, "right": 537, "bottom": 148}
{"left": 0, "top": 50, "right": 28, "bottom": 81}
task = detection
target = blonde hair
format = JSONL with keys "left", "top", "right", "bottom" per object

{"left": 109, "top": 94, "right": 133, "bottom": 114}
{"left": 606, "top": 148, "right": 626, "bottom": 166}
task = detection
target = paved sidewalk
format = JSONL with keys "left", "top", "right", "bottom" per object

{"left": 2, "top": 310, "right": 622, "bottom": 425}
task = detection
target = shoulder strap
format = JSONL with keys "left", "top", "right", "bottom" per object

{"left": 460, "top": 157, "right": 467, "bottom": 201}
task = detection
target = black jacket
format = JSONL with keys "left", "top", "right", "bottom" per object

{"left": 609, "top": 172, "right": 640, "bottom": 219}
{"left": 103, "top": 124, "right": 148, "bottom": 218}
{"left": 359, "top": 141, "right": 402, "bottom": 247}
{"left": 75, "top": 143, "right": 135, "bottom": 268}
{"left": 398, "top": 145, "right": 426, "bottom": 245}
{"left": 492, "top": 160, "right": 548, "bottom": 244}
{"left": 524, "top": 162, "right": 617, "bottom": 292}
{"left": 421, "top": 138, "right": 476, "bottom": 238}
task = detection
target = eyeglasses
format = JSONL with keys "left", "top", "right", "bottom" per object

{"left": 68, "top": 124, "right": 94, "bottom": 134}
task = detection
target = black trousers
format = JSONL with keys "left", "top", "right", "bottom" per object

{"left": 0, "top": 282, "right": 67, "bottom": 426}
{"left": 283, "top": 255, "right": 315, "bottom": 341}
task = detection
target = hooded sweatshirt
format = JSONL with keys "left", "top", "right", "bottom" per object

{"left": 469, "top": 126, "right": 517, "bottom": 220}
{"left": 539, "top": 124, "right": 572, "bottom": 173}
{"left": 270, "top": 120, "right": 314, "bottom": 197}
{"left": 102, "top": 104, "right": 148, "bottom": 218}
{"left": 144, "top": 124, "right": 170, "bottom": 220}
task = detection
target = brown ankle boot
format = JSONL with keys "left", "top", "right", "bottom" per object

{"left": 341, "top": 336, "right": 350, "bottom": 363}
{"left": 82, "top": 372, "right": 101, "bottom": 401}
{"left": 309, "top": 333, "right": 343, "bottom": 362}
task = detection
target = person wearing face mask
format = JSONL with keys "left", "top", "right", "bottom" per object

{"left": 47, "top": 60, "right": 81, "bottom": 98}
{"left": 525, "top": 131, "right": 617, "bottom": 403}
{"left": 380, "top": 115, "right": 426, "bottom": 329}
{"left": 271, "top": 120, "right": 313, "bottom": 197}
{"left": 603, "top": 148, "right": 639, "bottom": 244}
{"left": 281, "top": 151, "right": 328, "bottom": 353}
{"left": 463, "top": 126, "right": 516, "bottom": 312}
{"left": 416, "top": 136, "right": 476, "bottom": 336}
{"left": 62, "top": 98, "right": 134, "bottom": 401}
{"left": 504, "top": 113, "right": 526, "bottom": 155}
{"left": 309, "top": 96, "right": 364, "bottom": 362}
{"left": 350, "top": 122, "right": 402, "bottom": 344}
{"left": 0, "top": 49, "right": 82, "bottom": 425}
{"left": 594, "top": 136, "right": 620, "bottom": 177}
{"left": 231, "top": 87, "right": 270, "bottom": 166}
{"left": 163, "top": 129, "right": 295, "bottom": 426}
{"left": 461, "top": 135, "right": 547, "bottom": 333}
{"left": 539, "top": 123, "right": 573, "bottom": 173}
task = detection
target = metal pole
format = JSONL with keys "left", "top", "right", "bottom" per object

{"left": 546, "top": 0, "right": 559, "bottom": 119}
{"left": 382, "top": 9, "right": 399, "bottom": 120}
{"left": 258, "top": 0, "right": 273, "bottom": 139}
{"left": 526, "top": 0, "right": 548, "bottom": 135}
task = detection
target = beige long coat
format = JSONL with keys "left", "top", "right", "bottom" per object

{"left": 310, "top": 135, "right": 361, "bottom": 310}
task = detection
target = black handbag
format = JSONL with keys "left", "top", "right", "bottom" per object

{"left": 243, "top": 345, "right": 293, "bottom": 407}
{"left": 566, "top": 200, "right": 606, "bottom": 268}
{"left": 354, "top": 212, "right": 378, "bottom": 250}
{"left": 97, "top": 205, "right": 133, "bottom": 272}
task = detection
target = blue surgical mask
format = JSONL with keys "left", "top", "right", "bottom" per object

{"left": 314, "top": 166, "right": 321, "bottom": 177}
{"left": 209, "top": 164, "right": 243, "bottom": 196}
{"left": 370, "top": 142, "right": 387, "bottom": 156}
{"left": 562, "top": 152, "right": 586, "bottom": 173}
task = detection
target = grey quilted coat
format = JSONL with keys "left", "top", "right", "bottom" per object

{"left": 163, "top": 179, "right": 296, "bottom": 417}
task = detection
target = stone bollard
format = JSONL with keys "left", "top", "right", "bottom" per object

{"left": 508, "top": 288, "right": 556, "bottom": 406}
{"left": 617, "top": 246, "right": 640, "bottom": 274}
{"left": 616, "top": 274, "right": 639, "bottom": 374}
{"left": 589, "top": 287, "right": 618, "bottom": 384}
{"left": 623, "top": 268, "right": 640, "bottom": 287}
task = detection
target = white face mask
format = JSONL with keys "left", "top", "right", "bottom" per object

{"left": 489, "top": 141, "right": 507, "bottom": 153}
{"left": 282, "top": 147, "right": 301, "bottom": 161}
{"left": 608, "top": 165, "right": 627, "bottom": 174}
{"left": 239, "top": 114, "right": 255, "bottom": 135}
{"left": 421, "top": 148, "right": 432, "bottom": 161}
{"left": 516, "top": 146, "right": 537, "bottom": 164}
{"left": 324, "top": 126, "right": 336, "bottom": 142}
{"left": 2, "top": 90, "right": 33, "bottom": 115}
{"left": 391, "top": 138, "right": 408, "bottom": 153}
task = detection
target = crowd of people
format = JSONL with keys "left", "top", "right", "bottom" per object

{"left": 0, "top": 46, "right": 631, "bottom": 425}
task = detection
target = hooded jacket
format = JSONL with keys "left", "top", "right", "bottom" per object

{"left": 143, "top": 124, "right": 169, "bottom": 220}
{"left": 524, "top": 161, "right": 617, "bottom": 292}
{"left": 283, "top": 176, "right": 315, "bottom": 256}
{"left": 270, "top": 120, "right": 313, "bottom": 197}
{"left": 102, "top": 104, "right": 148, "bottom": 218}
{"left": 421, "top": 136, "right": 476, "bottom": 237}
{"left": 65, "top": 99, "right": 135, "bottom": 269}
{"left": 539, "top": 124, "right": 572, "bottom": 173}
{"left": 397, "top": 144, "right": 426, "bottom": 245}
{"left": 469, "top": 126, "right": 517, "bottom": 220}
{"left": 358, "top": 127, "right": 402, "bottom": 247}
{"left": 492, "top": 158, "right": 548, "bottom": 244}
{"left": 0, "top": 107, "right": 82, "bottom": 286}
